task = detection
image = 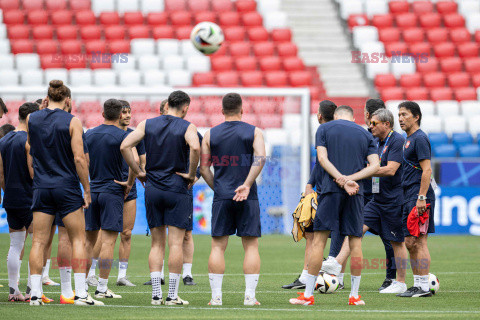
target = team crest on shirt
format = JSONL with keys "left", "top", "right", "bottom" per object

{"left": 405, "top": 140, "right": 411, "bottom": 149}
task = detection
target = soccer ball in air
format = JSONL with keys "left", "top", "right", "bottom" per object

{"left": 315, "top": 272, "right": 339, "bottom": 294}
{"left": 190, "top": 22, "right": 224, "bottom": 55}
{"left": 429, "top": 273, "right": 439, "bottom": 294}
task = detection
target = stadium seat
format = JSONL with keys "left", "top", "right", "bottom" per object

{"left": 194, "top": 11, "right": 217, "bottom": 24}
{"left": 389, "top": 0, "right": 409, "bottom": 14}
{"left": 105, "top": 26, "right": 126, "bottom": 40}
{"left": 466, "top": 13, "right": 480, "bottom": 34}
{"left": 69, "top": 69, "right": 93, "bottom": 86}
{"left": 452, "top": 132, "right": 473, "bottom": 149}
{"left": 449, "top": 28, "right": 471, "bottom": 44}
{"left": 124, "top": 12, "right": 144, "bottom": 26}
{"left": 444, "top": 116, "right": 467, "bottom": 135}
{"left": 459, "top": 145, "right": 480, "bottom": 158}
{"left": 412, "top": 1, "right": 434, "bottom": 14}
{"left": 0, "top": 70, "right": 19, "bottom": 86}
{"left": 170, "top": 11, "right": 192, "bottom": 26}
{"left": 458, "top": 0, "right": 480, "bottom": 17}
{"left": 85, "top": 40, "right": 107, "bottom": 54}
{"left": 395, "top": 13, "right": 418, "bottom": 29}
{"left": 433, "top": 144, "right": 456, "bottom": 158}
{"left": 259, "top": 56, "right": 282, "bottom": 71}
{"left": 374, "top": 74, "right": 396, "bottom": 89}
{"left": 100, "top": 12, "right": 120, "bottom": 25}
{"left": 429, "top": 132, "right": 449, "bottom": 148}
{"left": 162, "top": 55, "right": 184, "bottom": 71}
{"left": 143, "top": 70, "right": 166, "bottom": 85}
{"left": 44, "top": 68, "right": 68, "bottom": 83}
{"left": 8, "top": 25, "right": 30, "bottom": 39}
{"left": 277, "top": 42, "right": 298, "bottom": 57}
{"left": 465, "top": 58, "right": 480, "bottom": 74}
{"left": 57, "top": 26, "right": 79, "bottom": 40}
{"left": 469, "top": 116, "right": 480, "bottom": 136}
{"left": 3, "top": 10, "right": 24, "bottom": 25}
{"left": 443, "top": 14, "right": 465, "bottom": 29}
{"left": 119, "top": 70, "right": 141, "bottom": 86}
{"left": 415, "top": 101, "right": 435, "bottom": 115}
{"left": 211, "top": 55, "right": 233, "bottom": 71}
{"left": 212, "top": 0, "right": 233, "bottom": 12}
{"left": 10, "top": 40, "right": 34, "bottom": 54}
{"left": 15, "top": 53, "right": 40, "bottom": 70}
{"left": 433, "top": 42, "right": 456, "bottom": 57}
{"left": 247, "top": 27, "right": 269, "bottom": 42}
{"left": 0, "top": 54, "right": 14, "bottom": 69}
{"left": 80, "top": 26, "right": 102, "bottom": 41}
{"left": 152, "top": 26, "right": 174, "bottom": 39}
{"left": 147, "top": 12, "right": 168, "bottom": 25}
{"left": 61, "top": 40, "right": 82, "bottom": 54}
{"left": 436, "top": 1, "right": 458, "bottom": 14}
{"left": 458, "top": 42, "right": 479, "bottom": 58}
{"left": 192, "top": 72, "right": 215, "bottom": 86}
{"left": 419, "top": 12, "right": 442, "bottom": 29}
{"left": 372, "top": 14, "right": 393, "bottom": 29}
{"left": 402, "top": 28, "right": 424, "bottom": 44}
{"left": 51, "top": 10, "right": 72, "bottom": 25}
{"left": 352, "top": 26, "right": 378, "bottom": 48}
{"left": 391, "top": 61, "right": 415, "bottom": 77}
{"left": 454, "top": 88, "right": 477, "bottom": 101}
{"left": 224, "top": 26, "right": 246, "bottom": 42}
{"left": 216, "top": 71, "right": 239, "bottom": 87}
{"left": 242, "top": 12, "right": 262, "bottom": 26}
{"left": 381, "top": 87, "right": 405, "bottom": 101}
{"left": 175, "top": 26, "right": 192, "bottom": 40}
{"left": 289, "top": 71, "right": 312, "bottom": 87}
{"left": 131, "top": 39, "right": 155, "bottom": 55}
{"left": 436, "top": 100, "right": 460, "bottom": 117}
{"left": 21, "top": 0, "right": 43, "bottom": 10}
{"left": 473, "top": 74, "right": 480, "bottom": 88}
{"left": 440, "top": 57, "right": 463, "bottom": 73}
{"left": 128, "top": 26, "right": 151, "bottom": 39}
{"left": 0, "top": 0, "right": 20, "bottom": 10}
{"left": 235, "top": 56, "right": 257, "bottom": 71}
{"left": 448, "top": 73, "right": 471, "bottom": 88}
{"left": 140, "top": 0, "right": 164, "bottom": 13}
{"left": 400, "top": 73, "right": 422, "bottom": 88}
{"left": 461, "top": 101, "right": 480, "bottom": 116}
{"left": 137, "top": 55, "right": 160, "bottom": 70}
{"left": 283, "top": 57, "right": 305, "bottom": 72}
{"left": 236, "top": 0, "right": 256, "bottom": 12}
{"left": 109, "top": 40, "right": 130, "bottom": 53}
{"left": 265, "top": 71, "right": 287, "bottom": 87}
{"left": 385, "top": 42, "right": 408, "bottom": 57}
{"left": 379, "top": 28, "right": 400, "bottom": 43}
{"left": 40, "top": 54, "right": 63, "bottom": 68}
{"left": 426, "top": 28, "right": 449, "bottom": 44}
{"left": 89, "top": 58, "right": 111, "bottom": 70}
{"left": 20, "top": 69, "right": 43, "bottom": 86}
{"left": 218, "top": 11, "right": 240, "bottom": 26}
{"left": 75, "top": 11, "right": 96, "bottom": 25}
{"left": 253, "top": 42, "right": 275, "bottom": 57}
{"left": 91, "top": 69, "right": 114, "bottom": 86}
{"left": 32, "top": 25, "right": 54, "bottom": 40}
{"left": 421, "top": 116, "right": 442, "bottom": 133}
{"left": 365, "top": 61, "right": 390, "bottom": 79}
{"left": 164, "top": 0, "right": 187, "bottom": 11}
{"left": 157, "top": 39, "right": 179, "bottom": 55}
{"left": 70, "top": 0, "right": 90, "bottom": 11}
{"left": 240, "top": 71, "right": 263, "bottom": 87}
{"left": 406, "top": 87, "right": 429, "bottom": 100}
{"left": 229, "top": 42, "right": 251, "bottom": 56}
{"left": 65, "top": 56, "right": 87, "bottom": 69}
{"left": 27, "top": 10, "right": 48, "bottom": 25}
{"left": 365, "top": 0, "right": 388, "bottom": 17}
{"left": 186, "top": 55, "right": 210, "bottom": 73}
{"left": 347, "top": 14, "right": 369, "bottom": 29}
{"left": 409, "top": 42, "right": 432, "bottom": 56}
{"left": 430, "top": 88, "right": 453, "bottom": 101}
{"left": 416, "top": 57, "right": 438, "bottom": 74}
{"left": 117, "top": 0, "right": 139, "bottom": 13}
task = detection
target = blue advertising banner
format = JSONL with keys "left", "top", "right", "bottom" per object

{"left": 440, "top": 161, "right": 480, "bottom": 186}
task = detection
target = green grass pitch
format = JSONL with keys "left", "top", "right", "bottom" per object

{"left": 0, "top": 234, "right": 479, "bottom": 319}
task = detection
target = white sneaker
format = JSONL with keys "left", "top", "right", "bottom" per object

{"left": 165, "top": 296, "right": 189, "bottom": 305}
{"left": 208, "top": 296, "right": 223, "bottom": 306}
{"left": 320, "top": 258, "right": 342, "bottom": 276}
{"left": 74, "top": 293, "right": 105, "bottom": 306}
{"left": 116, "top": 277, "right": 136, "bottom": 287}
{"left": 86, "top": 275, "right": 98, "bottom": 286}
{"left": 151, "top": 296, "right": 163, "bottom": 305}
{"left": 94, "top": 289, "right": 122, "bottom": 299}
{"left": 29, "top": 296, "right": 44, "bottom": 306}
{"left": 244, "top": 295, "right": 261, "bottom": 306}
{"left": 42, "top": 276, "right": 60, "bottom": 286}
{"left": 380, "top": 281, "right": 407, "bottom": 294}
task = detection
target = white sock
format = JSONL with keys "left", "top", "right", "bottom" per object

{"left": 59, "top": 267, "right": 74, "bottom": 297}
{"left": 182, "top": 263, "right": 192, "bottom": 278}
{"left": 168, "top": 273, "right": 180, "bottom": 299}
{"left": 420, "top": 275, "right": 429, "bottom": 292}
{"left": 328, "top": 255, "right": 334, "bottom": 260}
{"left": 160, "top": 260, "right": 164, "bottom": 279}
{"left": 18, "top": 259, "right": 22, "bottom": 280}
{"left": 97, "top": 277, "right": 108, "bottom": 293}
{"left": 244, "top": 274, "right": 259, "bottom": 299}
{"left": 30, "top": 274, "right": 42, "bottom": 298}
{"left": 350, "top": 275, "right": 361, "bottom": 298}
{"left": 151, "top": 271, "right": 163, "bottom": 298}
{"left": 88, "top": 259, "right": 97, "bottom": 278}
{"left": 303, "top": 274, "right": 317, "bottom": 298}
{"left": 42, "top": 259, "right": 51, "bottom": 279}
{"left": 118, "top": 261, "right": 128, "bottom": 280}
{"left": 413, "top": 275, "right": 420, "bottom": 287}
{"left": 7, "top": 231, "right": 25, "bottom": 294}
{"left": 209, "top": 273, "right": 223, "bottom": 300}
{"left": 27, "top": 262, "right": 31, "bottom": 290}
{"left": 298, "top": 269, "right": 309, "bottom": 284}
{"left": 74, "top": 273, "right": 87, "bottom": 298}
{"left": 338, "top": 273, "right": 344, "bottom": 286}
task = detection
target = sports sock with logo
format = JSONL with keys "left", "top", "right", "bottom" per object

{"left": 97, "top": 278, "right": 108, "bottom": 293}
{"left": 118, "top": 262, "right": 128, "bottom": 280}
{"left": 209, "top": 273, "right": 223, "bottom": 300}
{"left": 350, "top": 275, "right": 361, "bottom": 298}
{"left": 8, "top": 231, "right": 25, "bottom": 294}
{"left": 413, "top": 274, "right": 420, "bottom": 287}
{"left": 168, "top": 273, "right": 180, "bottom": 299}
{"left": 419, "top": 275, "right": 429, "bottom": 292}
{"left": 60, "top": 267, "right": 74, "bottom": 298}
{"left": 338, "top": 273, "right": 344, "bottom": 286}
{"left": 245, "top": 274, "right": 259, "bottom": 299}
{"left": 303, "top": 274, "right": 316, "bottom": 298}
{"left": 298, "top": 269, "right": 309, "bottom": 284}
{"left": 88, "top": 259, "right": 97, "bottom": 278}
{"left": 42, "top": 259, "right": 51, "bottom": 279}
{"left": 151, "top": 271, "right": 163, "bottom": 298}
{"left": 182, "top": 263, "right": 192, "bottom": 279}
{"left": 74, "top": 273, "right": 87, "bottom": 298}
{"left": 30, "top": 274, "right": 42, "bottom": 298}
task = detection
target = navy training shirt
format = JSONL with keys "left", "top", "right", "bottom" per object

{"left": 402, "top": 129, "right": 435, "bottom": 202}
{"left": 316, "top": 119, "right": 377, "bottom": 195}
{"left": 362, "top": 129, "right": 374, "bottom": 202}
{"left": 121, "top": 127, "right": 146, "bottom": 193}
{"left": 85, "top": 124, "right": 128, "bottom": 195}
{"left": 186, "top": 132, "right": 203, "bottom": 197}
{"left": 83, "top": 132, "right": 88, "bottom": 154}
{"left": 373, "top": 130, "right": 405, "bottom": 204}
{"left": 28, "top": 108, "right": 80, "bottom": 189}
{"left": 210, "top": 121, "right": 258, "bottom": 201}
{"left": 144, "top": 115, "right": 191, "bottom": 194}
{"left": 307, "top": 161, "right": 323, "bottom": 192}
{"left": 0, "top": 131, "right": 32, "bottom": 209}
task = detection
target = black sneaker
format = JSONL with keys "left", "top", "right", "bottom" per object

{"left": 397, "top": 286, "right": 433, "bottom": 297}
{"left": 379, "top": 278, "right": 393, "bottom": 291}
{"left": 183, "top": 276, "right": 196, "bottom": 286}
{"left": 281, "top": 276, "right": 306, "bottom": 289}
{"left": 143, "top": 278, "right": 165, "bottom": 285}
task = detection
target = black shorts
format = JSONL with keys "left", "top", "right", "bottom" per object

{"left": 31, "top": 187, "right": 84, "bottom": 221}
{"left": 6, "top": 208, "right": 32, "bottom": 230}
{"left": 364, "top": 201, "right": 404, "bottom": 242}
{"left": 145, "top": 187, "right": 192, "bottom": 230}
{"left": 125, "top": 184, "right": 138, "bottom": 202}
{"left": 211, "top": 199, "right": 261, "bottom": 237}
{"left": 85, "top": 192, "right": 124, "bottom": 232}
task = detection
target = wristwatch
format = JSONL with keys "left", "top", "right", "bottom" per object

{"left": 418, "top": 195, "right": 427, "bottom": 201}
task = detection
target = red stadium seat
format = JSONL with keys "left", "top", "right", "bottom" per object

{"left": 79, "top": 101, "right": 101, "bottom": 114}
{"left": 85, "top": 40, "right": 107, "bottom": 53}
{"left": 61, "top": 40, "right": 82, "bottom": 54}
{"left": 0, "top": 0, "right": 20, "bottom": 10}
{"left": 3, "top": 10, "right": 24, "bottom": 24}
{"left": 402, "top": 28, "right": 424, "bottom": 44}
{"left": 449, "top": 28, "right": 471, "bottom": 44}
{"left": 448, "top": 73, "right": 470, "bottom": 88}
{"left": 423, "top": 72, "right": 446, "bottom": 87}
{"left": 32, "top": 25, "right": 54, "bottom": 39}
{"left": 105, "top": 26, "right": 126, "bottom": 40}
{"left": 89, "top": 57, "right": 111, "bottom": 69}
{"left": 211, "top": 0, "right": 234, "bottom": 12}
{"left": 265, "top": 71, "right": 287, "bottom": 87}
{"left": 395, "top": 13, "right": 417, "bottom": 29}
{"left": 70, "top": 0, "right": 90, "bottom": 11}
{"left": 216, "top": 71, "right": 240, "bottom": 87}
{"left": 277, "top": 42, "right": 298, "bottom": 57}
{"left": 476, "top": 31, "right": 480, "bottom": 43}
{"left": 27, "top": 10, "right": 48, "bottom": 25}
{"left": 385, "top": 42, "right": 409, "bottom": 57}
{"left": 186, "top": 100, "right": 202, "bottom": 113}
{"left": 379, "top": 28, "right": 401, "bottom": 43}
{"left": 412, "top": 1, "right": 433, "bottom": 14}
{"left": 57, "top": 25, "right": 79, "bottom": 40}
{"left": 211, "top": 56, "right": 233, "bottom": 71}
{"left": 171, "top": 11, "right": 192, "bottom": 26}
{"left": 223, "top": 26, "right": 246, "bottom": 41}
{"left": 419, "top": 13, "right": 442, "bottom": 29}
{"left": 64, "top": 55, "right": 87, "bottom": 69}
{"left": 430, "top": 87, "right": 453, "bottom": 101}
{"left": 185, "top": 113, "right": 208, "bottom": 127}
{"left": 22, "top": 0, "right": 44, "bottom": 11}
{"left": 235, "top": 56, "right": 257, "bottom": 71}
{"left": 440, "top": 57, "right": 462, "bottom": 73}
{"left": 36, "top": 39, "right": 58, "bottom": 54}
{"left": 241, "top": 71, "right": 263, "bottom": 87}
{"left": 242, "top": 12, "right": 262, "bottom": 27}
{"left": 75, "top": 10, "right": 96, "bottom": 25}
{"left": 175, "top": 26, "right": 192, "bottom": 39}
{"left": 259, "top": 115, "right": 282, "bottom": 128}
{"left": 236, "top": 0, "right": 256, "bottom": 12}
{"left": 247, "top": 27, "right": 269, "bottom": 42}
{"left": 100, "top": 12, "right": 120, "bottom": 25}
{"left": 259, "top": 56, "right": 282, "bottom": 71}
{"left": 406, "top": 87, "right": 429, "bottom": 100}
{"left": 389, "top": 0, "right": 409, "bottom": 14}
{"left": 188, "top": 0, "right": 210, "bottom": 12}
{"left": 229, "top": 42, "right": 251, "bottom": 56}
{"left": 128, "top": 25, "right": 150, "bottom": 39}
{"left": 409, "top": 42, "right": 432, "bottom": 55}
{"left": 109, "top": 40, "right": 130, "bottom": 53}
{"left": 218, "top": 11, "right": 240, "bottom": 26}
{"left": 152, "top": 26, "right": 174, "bottom": 39}
{"left": 84, "top": 114, "right": 104, "bottom": 128}
{"left": 214, "top": 43, "right": 228, "bottom": 55}
{"left": 165, "top": 0, "right": 186, "bottom": 11}
{"left": 374, "top": 74, "right": 396, "bottom": 88}
{"left": 465, "top": 58, "right": 480, "bottom": 74}
{"left": 381, "top": 88, "right": 405, "bottom": 101}
{"left": 436, "top": 1, "right": 458, "bottom": 14}
{"left": 454, "top": 88, "right": 477, "bottom": 101}
{"left": 124, "top": 12, "right": 144, "bottom": 26}
{"left": 10, "top": 40, "right": 34, "bottom": 53}
{"left": 400, "top": 73, "right": 422, "bottom": 88}
{"left": 208, "top": 114, "right": 225, "bottom": 127}
{"left": 372, "top": 14, "right": 393, "bottom": 29}
{"left": 416, "top": 57, "right": 439, "bottom": 73}
{"left": 443, "top": 14, "right": 465, "bottom": 28}
{"left": 283, "top": 57, "right": 305, "bottom": 71}
{"left": 194, "top": 11, "right": 217, "bottom": 24}
{"left": 433, "top": 42, "right": 455, "bottom": 57}
{"left": 80, "top": 25, "right": 102, "bottom": 40}
{"left": 147, "top": 12, "right": 168, "bottom": 25}
{"left": 192, "top": 72, "right": 215, "bottom": 86}
{"left": 458, "top": 43, "right": 479, "bottom": 58}
{"left": 473, "top": 74, "right": 480, "bottom": 88}
{"left": 252, "top": 100, "right": 276, "bottom": 115}
{"left": 51, "top": 10, "right": 72, "bottom": 25}
{"left": 289, "top": 71, "right": 312, "bottom": 87}
{"left": 347, "top": 14, "right": 369, "bottom": 29}
{"left": 8, "top": 25, "right": 30, "bottom": 39}
{"left": 253, "top": 42, "right": 275, "bottom": 57}
{"left": 271, "top": 29, "right": 292, "bottom": 42}
{"left": 426, "top": 28, "right": 449, "bottom": 43}
{"left": 40, "top": 54, "right": 63, "bottom": 68}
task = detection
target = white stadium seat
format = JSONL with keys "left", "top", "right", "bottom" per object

{"left": 0, "top": 24, "right": 6, "bottom": 39}
{"left": 119, "top": 70, "right": 141, "bottom": 86}
{"left": 459, "top": 0, "right": 480, "bottom": 18}
{"left": 365, "top": 61, "right": 390, "bottom": 79}
{"left": 15, "top": 53, "right": 40, "bottom": 71}
{"left": 186, "top": 55, "right": 211, "bottom": 73}
{"left": 137, "top": 55, "right": 161, "bottom": 71}
{"left": 468, "top": 115, "right": 480, "bottom": 136}
{"left": 282, "top": 114, "right": 301, "bottom": 130}
{"left": 157, "top": 39, "right": 179, "bottom": 56}
{"left": 264, "top": 11, "right": 288, "bottom": 30}
{"left": 44, "top": 68, "right": 68, "bottom": 84}
{"left": 0, "top": 39, "right": 10, "bottom": 54}
{"left": 420, "top": 116, "right": 443, "bottom": 134}
{"left": 257, "top": 0, "right": 281, "bottom": 17}
{"left": 93, "top": 69, "right": 117, "bottom": 86}
{"left": 0, "top": 54, "right": 14, "bottom": 69}
{"left": 416, "top": 101, "right": 435, "bottom": 115}
{"left": 112, "top": 55, "right": 136, "bottom": 71}
{"left": 0, "top": 10, "right": 3, "bottom": 23}
{"left": 287, "top": 129, "right": 302, "bottom": 146}
{"left": 167, "top": 70, "right": 191, "bottom": 86}
{"left": 92, "top": 0, "right": 115, "bottom": 14}
{"left": 436, "top": 100, "right": 460, "bottom": 117}
{"left": 391, "top": 61, "right": 416, "bottom": 77}
{"left": 444, "top": 116, "right": 467, "bottom": 136}
{"left": 264, "top": 128, "right": 288, "bottom": 146}
{"left": 131, "top": 39, "right": 155, "bottom": 55}
{"left": 466, "top": 13, "right": 480, "bottom": 33}
{"left": 140, "top": 0, "right": 164, "bottom": 13}
{"left": 143, "top": 70, "right": 166, "bottom": 86}
{"left": 180, "top": 40, "right": 202, "bottom": 56}
{"left": 0, "top": 69, "right": 19, "bottom": 85}
{"left": 69, "top": 69, "right": 93, "bottom": 86}
{"left": 340, "top": 0, "right": 364, "bottom": 20}
{"left": 461, "top": 101, "right": 480, "bottom": 116}
{"left": 352, "top": 26, "right": 378, "bottom": 48}
{"left": 365, "top": 0, "right": 388, "bottom": 17}
{"left": 359, "top": 41, "right": 385, "bottom": 54}
{"left": 116, "top": 0, "right": 139, "bottom": 13}
{"left": 20, "top": 70, "right": 43, "bottom": 86}
{"left": 162, "top": 55, "right": 184, "bottom": 71}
